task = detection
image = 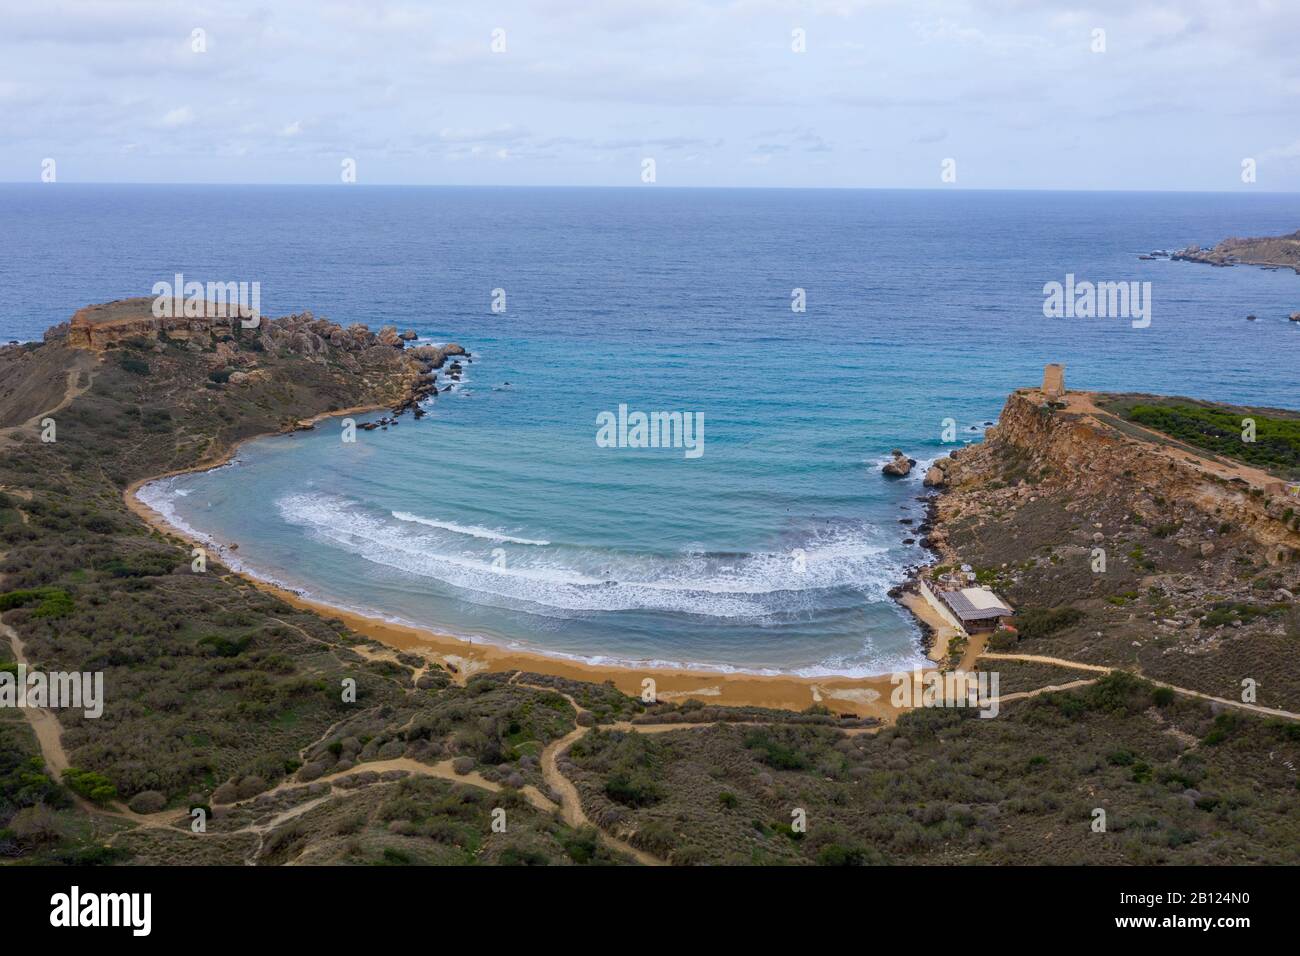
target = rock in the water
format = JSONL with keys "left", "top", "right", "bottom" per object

{"left": 922, "top": 466, "right": 945, "bottom": 487}
{"left": 882, "top": 451, "right": 916, "bottom": 477}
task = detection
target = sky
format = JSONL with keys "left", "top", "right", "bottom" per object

{"left": 1, "top": 0, "right": 1297, "bottom": 190}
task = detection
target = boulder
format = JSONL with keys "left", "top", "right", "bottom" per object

{"left": 882, "top": 450, "right": 916, "bottom": 477}
{"left": 399, "top": 329, "right": 418, "bottom": 340}
{"left": 922, "top": 466, "right": 945, "bottom": 487}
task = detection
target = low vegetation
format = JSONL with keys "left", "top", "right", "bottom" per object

{"left": 1121, "top": 400, "right": 1300, "bottom": 478}
{"left": 1, "top": 320, "right": 1295, "bottom": 866}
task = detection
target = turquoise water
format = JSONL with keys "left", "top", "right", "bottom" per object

{"left": 9, "top": 186, "right": 1296, "bottom": 674}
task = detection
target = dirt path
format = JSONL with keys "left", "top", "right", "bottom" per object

{"left": 989, "top": 678, "right": 1099, "bottom": 706}
{"left": 979, "top": 652, "right": 1300, "bottom": 720}
{"left": 979, "top": 652, "right": 1112, "bottom": 674}
{"left": 0, "top": 622, "right": 72, "bottom": 778}
{"left": 1060, "top": 390, "right": 1287, "bottom": 490}
{"left": 518, "top": 685, "right": 665, "bottom": 866}
{"left": 0, "top": 351, "right": 98, "bottom": 448}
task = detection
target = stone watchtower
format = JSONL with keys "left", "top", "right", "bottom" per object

{"left": 1042, "top": 363, "right": 1066, "bottom": 400}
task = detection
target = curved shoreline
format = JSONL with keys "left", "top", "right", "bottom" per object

{"left": 125, "top": 407, "right": 937, "bottom": 720}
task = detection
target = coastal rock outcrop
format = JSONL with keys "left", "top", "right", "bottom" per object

{"left": 52, "top": 297, "right": 470, "bottom": 430}
{"left": 64, "top": 299, "right": 247, "bottom": 349}
{"left": 933, "top": 388, "right": 1300, "bottom": 565}
{"left": 882, "top": 450, "right": 916, "bottom": 477}
{"left": 1172, "top": 230, "right": 1300, "bottom": 273}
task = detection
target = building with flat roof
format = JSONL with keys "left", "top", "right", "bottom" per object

{"left": 936, "top": 587, "right": 1015, "bottom": 632}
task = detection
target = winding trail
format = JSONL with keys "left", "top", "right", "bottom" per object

{"left": 979, "top": 652, "right": 1300, "bottom": 721}
{"left": 988, "top": 678, "right": 1099, "bottom": 706}
{"left": 0, "top": 351, "right": 98, "bottom": 448}
{"left": 0, "top": 622, "right": 73, "bottom": 780}
{"left": 524, "top": 685, "right": 666, "bottom": 866}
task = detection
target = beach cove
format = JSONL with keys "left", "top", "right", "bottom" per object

{"left": 125, "top": 399, "right": 963, "bottom": 720}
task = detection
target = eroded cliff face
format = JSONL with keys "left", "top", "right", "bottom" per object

{"left": 931, "top": 390, "right": 1299, "bottom": 566}
{"left": 46, "top": 297, "right": 467, "bottom": 418}
{"left": 64, "top": 301, "right": 243, "bottom": 349}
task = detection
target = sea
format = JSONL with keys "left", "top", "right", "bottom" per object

{"left": 3, "top": 184, "right": 1297, "bottom": 675}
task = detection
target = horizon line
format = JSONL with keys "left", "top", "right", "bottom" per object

{"left": 2, "top": 180, "right": 1298, "bottom": 195}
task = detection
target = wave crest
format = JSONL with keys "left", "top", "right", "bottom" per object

{"left": 277, "top": 493, "right": 902, "bottom": 620}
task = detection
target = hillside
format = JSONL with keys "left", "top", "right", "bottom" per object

{"left": 1, "top": 306, "right": 1297, "bottom": 866}
{"left": 924, "top": 386, "right": 1300, "bottom": 708}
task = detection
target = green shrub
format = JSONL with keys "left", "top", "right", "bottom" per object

{"left": 198, "top": 633, "right": 254, "bottom": 657}
{"left": 1125, "top": 402, "right": 1300, "bottom": 477}
{"left": 604, "top": 770, "right": 663, "bottom": 808}
{"left": 63, "top": 768, "right": 118, "bottom": 805}
{"left": 743, "top": 730, "right": 810, "bottom": 770}
{"left": 99, "top": 552, "right": 176, "bottom": 578}
{"left": 119, "top": 355, "right": 150, "bottom": 376}
{"left": 1014, "top": 606, "right": 1085, "bottom": 640}
{"left": 0, "top": 588, "right": 73, "bottom": 619}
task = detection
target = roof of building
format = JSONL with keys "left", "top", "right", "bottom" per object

{"left": 938, "top": 587, "right": 1013, "bottom": 622}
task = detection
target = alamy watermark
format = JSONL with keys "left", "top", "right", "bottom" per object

{"left": 50, "top": 886, "right": 150, "bottom": 936}
{"left": 890, "top": 668, "right": 1000, "bottom": 718}
{"left": 151, "top": 273, "right": 260, "bottom": 327}
{"left": 1043, "top": 274, "right": 1151, "bottom": 328}
{"left": 596, "top": 405, "right": 705, "bottom": 459}
{"left": 1, "top": 665, "right": 103, "bottom": 718}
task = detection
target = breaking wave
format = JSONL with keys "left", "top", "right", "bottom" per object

{"left": 277, "top": 493, "right": 903, "bottom": 621}
{"left": 391, "top": 511, "right": 550, "bottom": 545}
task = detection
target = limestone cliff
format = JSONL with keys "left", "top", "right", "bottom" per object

{"left": 932, "top": 389, "right": 1299, "bottom": 566}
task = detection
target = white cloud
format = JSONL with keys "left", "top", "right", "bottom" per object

{"left": 0, "top": 0, "right": 1296, "bottom": 189}
{"left": 159, "top": 106, "right": 194, "bottom": 127}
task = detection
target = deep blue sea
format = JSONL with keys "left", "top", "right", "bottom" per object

{"left": 4, "top": 185, "right": 1298, "bottom": 674}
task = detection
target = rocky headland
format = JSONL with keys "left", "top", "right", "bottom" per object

{"left": 1173, "top": 228, "right": 1300, "bottom": 273}
{"left": 910, "top": 384, "right": 1299, "bottom": 703}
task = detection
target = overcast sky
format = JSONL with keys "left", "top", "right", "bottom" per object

{"left": 2, "top": 0, "right": 1297, "bottom": 190}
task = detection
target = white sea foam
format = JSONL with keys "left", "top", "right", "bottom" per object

{"left": 135, "top": 482, "right": 927, "bottom": 678}
{"left": 391, "top": 511, "right": 550, "bottom": 545}
{"left": 872, "top": 453, "right": 938, "bottom": 482}
{"left": 135, "top": 477, "right": 217, "bottom": 550}
{"left": 277, "top": 493, "right": 902, "bottom": 620}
